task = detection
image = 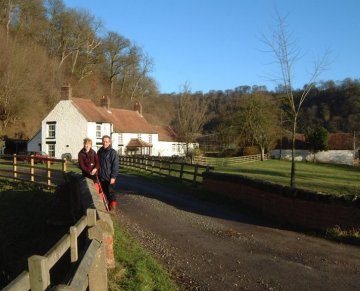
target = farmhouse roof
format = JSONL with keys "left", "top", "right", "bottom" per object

{"left": 153, "top": 125, "right": 179, "bottom": 142}
{"left": 71, "top": 98, "right": 156, "bottom": 134}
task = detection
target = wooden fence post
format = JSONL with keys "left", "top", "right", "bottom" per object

{"left": 46, "top": 160, "right": 51, "bottom": 188}
{"left": 87, "top": 208, "right": 97, "bottom": 227}
{"left": 179, "top": 163, "right": 184, "bottom": 180}
{"left": 168, "top": 161, "right": 172, "bottom": 176}
{"left": 13, "top": 154, "right": 17, "bottom": 179}
{"left": 62, "top": 158, "right": 67, "bottom": 174}
{"left": 28, "top": 255, "right": 50, "bottom": 290}
{"left": 30, "top": 155, "right": 35, "bottom": 182}
{"left": 193, "top": 164, "right": 199, "bottom": 184}
{"left": 70, "top": 226, "right": 78, "bottom": 263}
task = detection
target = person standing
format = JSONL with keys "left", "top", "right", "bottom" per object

{"left": 97, "top": 135, "right": 119, "bottom": 210}
{"left": 78, "top": 138, "right": 99, "bottom": 180}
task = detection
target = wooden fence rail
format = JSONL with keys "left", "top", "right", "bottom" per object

{"left": 119, "top": 156, "right": 213, "bottom": 183}
{"left": 0, "top": 154, "right": 67, "bottom": 188}
{"left": 2, "top": 208, "right": 103, "bottom": 291}
{"left": 193, "top": 154, "right": 268, "bottom": 167}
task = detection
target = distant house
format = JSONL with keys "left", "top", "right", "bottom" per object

{"left": 30, "top": 85, "right": 195, "bottom": 159}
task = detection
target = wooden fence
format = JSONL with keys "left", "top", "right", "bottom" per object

{"left": 119, "top": 156, "right": 213, "bottom": 183}
{"left": 193, "top": 154, "right": 268, "bottom": 167}
{"left": 0, "top": 154, "right": 67, "bottom": 188}
{"left": 2, "top": 208, "right": 106, "bottom": 291}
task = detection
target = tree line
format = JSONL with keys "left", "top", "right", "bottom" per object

{"left": 0, "top": 0, "right": 358, "bottom": 161}
{"left": 0, "top": 0, "right": 159, "bottom": 138}
{"left": 166, "top": 78, "right": 360, "bottom": 154}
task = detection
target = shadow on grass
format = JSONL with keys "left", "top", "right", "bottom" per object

{"left": 0, "top": 180, "right": 67, "bottom": 289}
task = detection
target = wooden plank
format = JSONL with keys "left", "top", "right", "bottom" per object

{"left": 74, "top": 215, "right": 88, "bottom": 234}
{"left": 69, "top": 240, "right": 101, "bottom": 291}
{"left": 2, "top": 271, "right": 30, "bottom": 291}
{"left": 45, "top": 234, "right": 70, "bottom": 269}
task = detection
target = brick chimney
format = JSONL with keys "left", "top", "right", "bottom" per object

{"left": 134, "top": 101, "right": 142, "bottom": 115}
{"left": 60, "top": 83, "right": 72, "bottom": 100}
{"left": 100, "top": 95, "right": 111, "bottom": 111}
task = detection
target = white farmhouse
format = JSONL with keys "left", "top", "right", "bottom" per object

{"left": 30, "top": 85, "right": 195, "bottom": 159}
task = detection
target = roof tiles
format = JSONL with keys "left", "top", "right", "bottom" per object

{"left": 71, "top": 98, "right": 156, "bottom": 134}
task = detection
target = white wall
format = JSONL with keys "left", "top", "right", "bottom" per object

{"left": 87, "top": 122, "right": 112, "bottom": 151}
{"left": 271, "top": 149, "right": 355, "bottom": 165}
{"left": 42, "top": 100, "right": 88, "bottom": 159}
{"left": 27, "top": 130, "right": 42, "bottom": 152}
{"left": 154, "top": 142, "right": 193, "bottom": 157}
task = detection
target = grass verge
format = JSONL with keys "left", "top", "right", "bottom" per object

{"left": 109, "top": 221, "right": 179, "bottom": 291}
{"left": 216, "top": 159, "right": 360, "bottom": 196}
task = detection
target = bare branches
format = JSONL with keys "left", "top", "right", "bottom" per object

{"left": 173, "top": 83, "right": 210, "bottom": 155}
{"left": 263, "top": 10, "right": 330, "bottom": 187}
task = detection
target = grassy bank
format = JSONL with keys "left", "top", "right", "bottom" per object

{"left": 109, "top": 222, "right": 179, "bottom": 291}
{"left": 0, "top": 178, "right": 178, "bottom": 290}
{"left": 215, "top": 159, "right": 360, "bottom": 196}
{"left": 0, "top": 179, "right": 67, "bottom": 288}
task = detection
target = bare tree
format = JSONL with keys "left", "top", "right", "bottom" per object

{"left": 173, "top": 83, "right": 210, "bottom": 157}
{"left": 102, "top": 31, "right": 130, "bottom": 98}
{"left": 263, "top": 11, "right": 329, "bottom": 187}
{"left": 44, "top": 4, "right": 102, "bottom": 79}
{"left": 0, "top": 29, "right": 59, "bottom": 133}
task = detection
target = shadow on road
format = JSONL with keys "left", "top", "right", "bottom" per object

{"left": 114, "top": 172, "right": 285, "bottom": 231}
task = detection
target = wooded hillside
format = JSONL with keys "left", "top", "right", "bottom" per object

{"left": 0, "top": 0, "right": 359, "bottom": 148}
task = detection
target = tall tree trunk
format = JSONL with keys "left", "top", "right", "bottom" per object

{"left": 260, "top": 146, "right": 265, "bottom": 161}
{"left": 290, "top": 119, "right": 296, "bottom": 188}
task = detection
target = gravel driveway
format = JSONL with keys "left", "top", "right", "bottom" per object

{"left": 113, "top": 173, "right": 360, "bottom": 290}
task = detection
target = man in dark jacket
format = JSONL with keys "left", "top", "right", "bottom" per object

{"left": 97, "top": 135, "right": 119, "bottom": 210}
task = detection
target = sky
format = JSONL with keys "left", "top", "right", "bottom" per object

{"left": 63, "top": 0, "right": 360, "bottom": 94}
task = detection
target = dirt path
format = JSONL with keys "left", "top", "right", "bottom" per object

{"left": 113, "top": 173, "right": 360, "bottom": 290}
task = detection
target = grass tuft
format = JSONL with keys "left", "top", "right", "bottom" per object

{"left": 109, "top": 222, "right": 179, "bottom": 291}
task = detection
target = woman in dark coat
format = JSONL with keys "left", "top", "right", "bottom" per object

{"left": 78, "top": 137, "right": 99, "bottom": 180}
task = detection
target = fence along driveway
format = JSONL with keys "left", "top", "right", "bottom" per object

{"left": 193, "top": 154, "right": 268, "bottom": 167}
{"left": 3, "top": 209, "right": 106, "bottom": 291}
{"left": 1, "top": 156, "right": 113, "bottom": 291}
{"left": 119, "top": 156, "right": 213, "bottom": 183}
{"left": 0, "top": 154, "right": 67, "bottom": 188}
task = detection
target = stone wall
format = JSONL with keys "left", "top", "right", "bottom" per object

{"left": 202, "top": 172, "right": 360, "bottom": 231}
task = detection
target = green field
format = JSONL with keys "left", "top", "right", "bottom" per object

{"left": 215, "top": 160, "right": 360, "bottom": 196}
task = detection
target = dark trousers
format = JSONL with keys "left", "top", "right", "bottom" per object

{"left": 99, "top": 179, "right": 115, "bottom": 203}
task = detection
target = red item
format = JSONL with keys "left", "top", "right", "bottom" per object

{"left": 94, "top": 176, "right": 109, "bottom": 212}
{"left": 109, "top": 201, "right": 117, "bottom": 209}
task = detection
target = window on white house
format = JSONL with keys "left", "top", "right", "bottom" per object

{"left": 96, "top": 123, "right": 102, "bottom": 138}
{"left": 48, "top": 144, "right": 55, "bottom": 157}
{"left": 47, "top": 122, "right": 56, "bottom": 138}
{"left": 172, "top": 144, "right": 176, "bottom": 152}
{"left": 149, "top": 134, "right": 152, "bottom": 143}
{"left": 118, "top": 133, "right": 123, "bottom": 145}
{"left": 138, "top": 133, "right": 142, "bottom": 140}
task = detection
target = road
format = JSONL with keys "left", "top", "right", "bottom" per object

{"left": 113, "top": 173, "right": 360, "bottom": 290}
